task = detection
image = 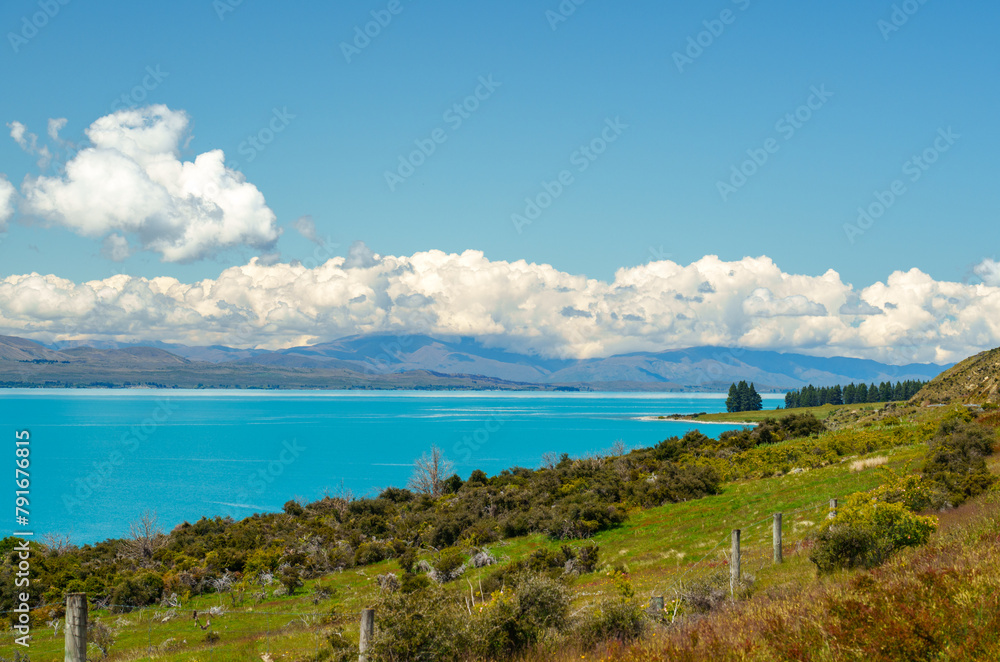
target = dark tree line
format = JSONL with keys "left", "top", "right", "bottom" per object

{"left": 784, "top": 380, "right": 926, "bottom": 409}
{"left": 726, "top": 381, "right": 763, "bottom": 412}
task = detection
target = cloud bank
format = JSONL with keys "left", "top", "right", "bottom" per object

{"left": 1, "top": 251, "right": 999, "bottom": 364}
{"left": 13, "top": 105, "right": 280, "bottom": 262}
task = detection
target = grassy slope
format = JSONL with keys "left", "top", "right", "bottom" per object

{"left": 662, "top": 401, "right": 883, "bottom": 424}
{"left": 568, "top": 465, "right": 1000, "bottom": 662}
{"left": 911, "top": 346, "right": 1000, "bottom": 405}
{"left": 7, "top": 411, "right": 931, "bottom": 661}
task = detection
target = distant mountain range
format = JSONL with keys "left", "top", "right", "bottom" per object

{"left": 0, "top": 333, "right": 952, "bottom": 391}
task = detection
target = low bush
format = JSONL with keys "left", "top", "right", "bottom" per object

{"left": 369, "top": 587, "right": 470, "bottom": 662}
{"left": 354, "top": 542, "right": 391, "bottom": 566}
{"left": 574, "top": 570, "right": 646, "bottom": 647}
{"left": 110, "top": 572, "right": 163, "bottom": 611}
{"left": 923, "top": 413, "right": 997, "bottom": 506}
{"left": 472, "top": 573, "right": 570, "bottom": 658}
{"left": 279, "top": 566, "right": 303, "bottom": 595}
{"left": 680, "top": 570, "right": 753, "bottom": 614}
{"left": 810, "top": 524, "right": 894, "bottom": 573}
{"left": 428, "top": 547, "right": 466, "bottom": 583}
{"left": 810, "top": 477, "right": 937, "bottom": 573}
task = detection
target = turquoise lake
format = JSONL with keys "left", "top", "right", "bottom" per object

{"left": 1, "top": 390, "right": 784, "bottom": 543}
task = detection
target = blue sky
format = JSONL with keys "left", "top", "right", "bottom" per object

{"left": 0, "top": 0, "right": 998, "bottom": 361}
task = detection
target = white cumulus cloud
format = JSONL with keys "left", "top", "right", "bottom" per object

{"left": 1, "top": 251, "right": 999, "bottom": 364}
{"left": 8, "top": 121, "right": 52, "bottom": 169}
{"left": 15, "top": 105, "right": 280, "bottom": 262}
{"left": 0, "top": 177, "right": 15, "bottom": 230}
{"left": 974, "top": 259, "right": 1000, "bottom": 287}
{"left": 47, "top": 117, "right": 68, "bottom": 141}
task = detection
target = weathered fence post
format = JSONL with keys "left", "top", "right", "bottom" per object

{"left": 730, "top": 529, "right": 741, "bottom": 592}
{"left": 773, "top": 512, "right": 783, "bottom": 564}
{"left": 65, "top": 592, "right": 87, "bottom": 662}
{"left": 829, "top": 498, "right": 838, "bottom": 519}
{"left": 359, "top": 608, "right": 375, "bottom": 662}
{"left": 648, "top": 596, "right": 664, "bottom": 615}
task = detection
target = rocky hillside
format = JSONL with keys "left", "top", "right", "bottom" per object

{"left": 912, "top": 347, "right": 1000, "bottom": 404}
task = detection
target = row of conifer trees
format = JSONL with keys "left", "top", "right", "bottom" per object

{"left": 784, "top": 380, "right": 926, "bottom": 409}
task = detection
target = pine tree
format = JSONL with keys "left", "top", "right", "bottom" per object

{"left": 736, "top": 381, "right": 750, "bottom": 411}
{"left": 726, "top": 383, "right": 739, "bottom": 413}
{"left": 748, "top": 383, "right": 763, "bottom": 411}
{"left": 830, "top": 384, "right": 843, "bottom": 405}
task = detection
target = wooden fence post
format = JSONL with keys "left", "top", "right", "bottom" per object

{"left": 359, "top": 608, "right": 375, "bottom": 662}
{"left": 829, "top": 498, "right": 838, "bottom": 519}
{"left": 730, "top": 529, "right": 741, "bottom": 591}
{"left": 773, "top": 512, "right": 783, "bottom": 564}
{"left": 65, "top": 592, "right": 87, "bottom": 662}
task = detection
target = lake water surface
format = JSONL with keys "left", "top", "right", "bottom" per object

{"left": 0, "top": 389, "right": 783, "bottom": 543}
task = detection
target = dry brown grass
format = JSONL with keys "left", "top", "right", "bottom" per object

{"left": 849, "top": 456, "right": 889, "bottom": 472}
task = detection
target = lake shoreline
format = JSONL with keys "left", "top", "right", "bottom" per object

{"left": 636, "top": 415, "right": 759, "bottom": 425}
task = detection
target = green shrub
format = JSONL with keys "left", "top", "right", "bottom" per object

{"left": 279, "top": 566, "right": 303, "bottom": 595}
{"left": 460, "top": 518, "right": 501, "bottom": 545}
{"left": 810, "top": 524, "right": 894, "bottom": 573}
{"left": 396, "top": 547, "right": 418, "bottom": 574}
{"left": 244, "top": 546, "right": 283, "bottom": 577}
{"left": 369, "top": 587, "right": 469, "bottom": 661}
{"left": 354, "top": 542, "right": 391, "bottom": 566}
{"left": 283, "top": 500, "right": 304, "bottom": 516}
{"left": 779, "top": 413, "right": 827, "bottom": 438}
{"left": 400, "top": 573, "right": 431, "bottom": 593}
{"left": 326, "top": 629, "right": 356, "bottom": 662}
{"left": 110, "top": 572, "right": 163, "bottom": 611}
{"left": 811, "top": 479, "right": 937, "bottom": 573}
{"left": 377, "top": 487, "right": 414, "bottom": 503}
{"left": 575, "top": 543, "right": 600, "bottom": 574}
{"left": 429, "top": 547, "right": 466, "bottom": 583}
{"left": 574, "top": 570, "right": 646, "bottom": 647}
{"left": 923, "top": 416, "right": 997, "bottom": 506}
{"left": 471, "top": 572, "right": 569, "bottom": 657}
{"left": 544, "top": 494, "right": 626, "bottom": 539}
